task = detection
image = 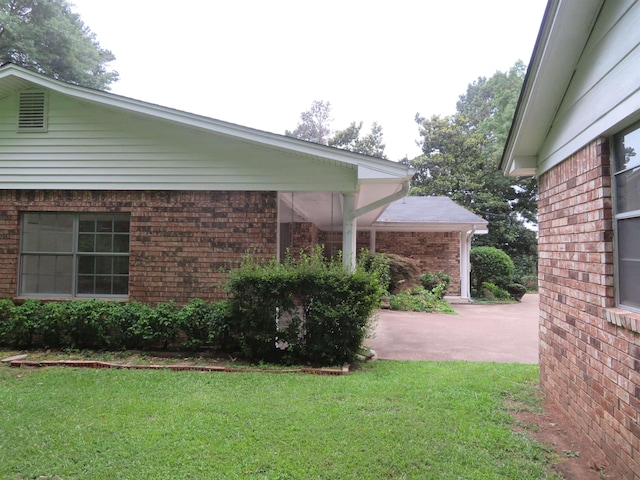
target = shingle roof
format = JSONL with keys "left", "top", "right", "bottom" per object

{"left": 375, "top": 196, "right": 487, "bottom": 229}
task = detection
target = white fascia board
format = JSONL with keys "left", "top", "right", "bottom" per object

{"left": 0, "top": 64, "right": 414, "bottom": 181}
{"left": 501, "top": 0, "right": 604, "bottom": 177}
{"left": 369, "top": 222, "right": 488, "bottom": 233}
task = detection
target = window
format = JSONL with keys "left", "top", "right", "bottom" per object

{"left": 20, "top": 213, "right": 130, "bottom": 297}
{"left": 613, "top": 125, "right": 640, "bottom": 312}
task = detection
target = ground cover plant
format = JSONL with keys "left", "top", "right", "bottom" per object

{"left": 0, "top": 358, "right": 562, "bottom": 479}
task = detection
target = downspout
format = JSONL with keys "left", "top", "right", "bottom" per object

{"left": 342, "top": 180, "right": 411, "bottom": 270}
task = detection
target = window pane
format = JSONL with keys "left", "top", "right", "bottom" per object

{"left": 113, "top": 235, "right": 130, "bottom": 253}
{"left": 79, "top": 220, "right": 95, "bottom": 233}
{"left": 22, "top": 213, "right": 73, "bottom": 253}
{"left": 615, "top": 168, "right": 640, "bottom": 213}
{"left": 77, "top": 275, "right": 94, "bottom": 294}
{"left": 95, "top": 256, "right": 113, "bottom": 274}
{"left": 78, "top": 256, "right": 95, "bottom": 275}
{"left": 97, "top": 220, "right": 113, "bottom": 232}
{"left": 20, "top": 255, "right": 72, "bottom": 294}
{"left": 113, "top": 276, "right": 128, "bottom": 294}
{"left": 113, "top": 256, "right": 129, "bottom": 275}
{"left": 617, "top": 128, "right": 640, "bottom": 172}
{"left": 618, "top": 218, "right": 640, "bottom": 309}
{"left": 94, "top": 276, "right": 112, "bottom": 295}
{"left": 96, "top": 234, "right": 113, "bottom": 252}
{"left": 78, "top": 233, "right": 95, "bottom": 252}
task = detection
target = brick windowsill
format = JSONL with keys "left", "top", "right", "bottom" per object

{"left": 604, "top": 307, "right": 640, "bottom": 334}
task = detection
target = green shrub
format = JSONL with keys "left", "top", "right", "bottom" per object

{"left": 480, "top": 282, "right": 512, "bottom": 300}
{"left": 506, "top": 283, "right": 527, "bottom": 301}
{"left": 521, "top": 275, "right": 538, "bottom": 292}
{"left": 226, "top": 247, "right": 382, "bottom": 365}
{"left": 177, "top": 299, "right": 232, "bottom": 351}
{"left": 389, "top": 287, "right": 455, "bottom": 313}
{"left": 470, "top": 246, "right": 515, "bottom": 294}
{"left": 358, "top": 250, "right": 392, "bottom": 294}
{"left": 0, "top": 299, "right": 15, "bottom": 346}
{"left": 420, "top": 272, "right": 452, "bottom": 299}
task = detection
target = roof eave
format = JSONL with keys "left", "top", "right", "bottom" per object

{"left": 500, "top": 0, "right": 605, "bottom": 177}
{"left": 0, "top": 63, "right": 414, "bottom": 181}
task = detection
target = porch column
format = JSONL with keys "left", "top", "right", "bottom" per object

{"left": 342, "top": 192, "right": 358, "bottom": 271}
{"left": 370, "top": 229, "right": 376, "bottom": 253}
{"left": 459, "top": 229, "right": 473, "bottom": 300}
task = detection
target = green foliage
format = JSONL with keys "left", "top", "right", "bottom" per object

{"left": 285, "top": 100, "right": 387, "bottom": 158}
{"left": 0, "top": 298, "right": 231, "bottom": 351}
{"left": 177, "top": 298, "right": 232, "bottom": 351}
{"left": 0, "top": 0, "right": 118, "bottom": 89}
{"left": 420, "top": 271, "right": 452, "bottom": 299}
{"left": 480, "top": 282, "right": 512, "bottom": 301}
{"left": 407, "top": 61, "right": 537, "bottom": 275}
{"left": 357, "top": 250, "right": 392, "bottom": 294}
{"left": 521, "top": 275, "right": 539, "bottom": 292}
{"left": 470, "top": 246, "right": 515, "bottom": 294}
{"left": 389, "top": 286, "right": 455, "bottom": 313}
{"left": 506, "top": 283, "right": 527, "bottom": 301}
{"left": 226, "top": 247, "right": 383, "bottom": 365}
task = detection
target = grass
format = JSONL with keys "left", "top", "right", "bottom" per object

{"left": 0, "top": 357, "right": 558, "bottom": 479}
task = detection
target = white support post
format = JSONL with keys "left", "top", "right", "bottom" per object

{"left": 370, "top": 229, "right": 376, "bottom": 253}
{"left": 342, "top": 193, "right": 358, "bottom": 271}
{"left": 459, "top": 229, "right": 474, "bottom": 300}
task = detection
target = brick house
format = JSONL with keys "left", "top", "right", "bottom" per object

{"left": 502, "top": 0, "right": 640, "bottom": 477}
{"left": 0, "top": 64, "right": 486, "bottom": 305}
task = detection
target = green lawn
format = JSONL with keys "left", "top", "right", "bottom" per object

{"left": 0, "top": 359, "right": 557, "bottom": 479}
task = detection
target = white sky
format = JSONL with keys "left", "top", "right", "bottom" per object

{"left": 70, "top": 0, "right": 548, "bottom": 161}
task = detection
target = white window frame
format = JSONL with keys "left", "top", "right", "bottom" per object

{"left": 612, "top": 125, "right": 640, "bottom": 314}
{"left": 19, "top": 212, "right": 130, "bottom": 298}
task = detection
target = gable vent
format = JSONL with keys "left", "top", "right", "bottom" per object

{"left": 18, "top": 91, "right": 48, "bottom": 131}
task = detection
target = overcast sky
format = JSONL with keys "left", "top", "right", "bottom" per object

{"left": 70, "top": 0, "right": 548, "bottom": 161}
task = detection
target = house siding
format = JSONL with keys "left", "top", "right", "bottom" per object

{"left": 0, "top": 190, "right": 277, "bottom": 304}
{"left": 538, "top": 138, "right": 640, "bottom": 479}
{"left": 0, "top": 90, "right": 358, "bottom": 192}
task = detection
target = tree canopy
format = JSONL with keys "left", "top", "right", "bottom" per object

{"left": 0, "top": 0, "right": 118, "bottom": 90}
{"left": 286, "top": 100, "right": 387, "bottom": 158}
{"left": 407, "top": 61, "right": 537, "bottom": 276}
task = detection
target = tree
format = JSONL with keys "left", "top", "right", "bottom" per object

{"left": 329, "top": 121, "right": 387, "bottom": 158}
{"left": 286, "top": 100, "right": 387, "bottom": 158}
{"left": 0, "top": 0, "right": 118, "bottom": 90}
{"left": 285, "top": 100, "right": 332, "bottom": 144}
{"left": 407, "top": 62, "right": 538, "bottom": 276}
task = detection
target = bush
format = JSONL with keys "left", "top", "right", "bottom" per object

{"left": 389, "top": 286, "right": 454, "bottom": 313}
{"left": 420, "top": 272, "right": 452, "bottom": 299}
{"left": 470, "top": 247, "right": 515, "bottom": 294}
{"left": 177, "top": 299, "right": 232, "bottom": 351}
{"left": 226, "top": 247, "right": 382, "bottom": 365}
{"left": 506, "top": 283, "right": 527, "bottom": 301}
{"left": 521, "top": 275, "right": 538, "bottom": 292}
{"left": 480, "top": 282, "right": 511, "bottom": 300}
{"left": 358, "top": 250, "right": 392, "bottom": 294}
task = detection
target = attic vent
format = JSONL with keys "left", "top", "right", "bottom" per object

{"left": 18, "top": 91, "right": 48, "bottom": 131}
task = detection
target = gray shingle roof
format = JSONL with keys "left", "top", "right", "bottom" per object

{"left": 375, "top": 196, "right": 487, "bottom": 226}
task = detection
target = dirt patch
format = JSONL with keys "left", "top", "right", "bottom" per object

{"left": 513, "top": 397, "right": 624, "bottom": 479}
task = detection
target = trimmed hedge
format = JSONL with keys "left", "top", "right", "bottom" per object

{"left": 226, "top": 249, "right": 383, "bottom": 365}
{"left": 0, "top": 298, "right": 232, "bottom": 351}
{"left": 0, "top": 249, "right": 383, "bottom": 366}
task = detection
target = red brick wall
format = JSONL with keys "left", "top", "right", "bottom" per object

{"left": 538, "top": 138, "right": 640, "bottom": 479}
{"left": 376, "top": 231, "right": 461, "bottom": 296}
{"left": 0, "top": 190, "right": 277, "bottom": 304}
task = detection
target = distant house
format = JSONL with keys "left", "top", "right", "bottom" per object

{"left": 502, "top": 0, "right": 640, "bottom": 477}
{"left": 0, "top": 64, "right": 485, "bottom": 304}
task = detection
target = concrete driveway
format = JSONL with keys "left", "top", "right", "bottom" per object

{"left": 367, "top": 294, "right": 539, "bottom": 363}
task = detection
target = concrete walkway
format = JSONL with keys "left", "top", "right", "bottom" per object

{"left": 367, "top": 294, "right": 539, "bottom": 364}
